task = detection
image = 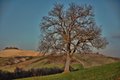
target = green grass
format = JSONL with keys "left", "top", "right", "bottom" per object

{"left": 16, "top": 62, "right": 120, "bottom": 80}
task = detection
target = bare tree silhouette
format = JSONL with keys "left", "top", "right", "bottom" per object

{"left": 39, "top": 3, "right": 108, "bottom": 73}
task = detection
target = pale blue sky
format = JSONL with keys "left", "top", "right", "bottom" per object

{"left": 0, "top": 0, "right": 120, "bottom": 57}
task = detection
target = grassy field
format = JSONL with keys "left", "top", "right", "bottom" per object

{"left": 16, "top": 62, "right": 120, "bottom": 80}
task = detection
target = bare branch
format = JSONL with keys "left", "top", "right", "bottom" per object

{"left": 39, "top": 3, "right": 108, "bottom": 57}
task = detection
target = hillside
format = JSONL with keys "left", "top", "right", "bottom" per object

{"left": 16, "top": 62, "right": 120, "bottom": 80}
{"left": 0, "top": 49, "right": 40, "bottom": 57}
{"left": 0, "top": 50, "right": 120, "bottom": 80}
{"left": 0, "top": 52, "right": 119, "bottom": 72}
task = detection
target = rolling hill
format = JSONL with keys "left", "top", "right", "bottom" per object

{"left": 0, "top": 49, "right": 119, "bottom": 72}
{"left": 0, "top": 49, "right": 41, "bottom": 57}
{"left": 0, "top": 49, "right": 120, "bottom": 80}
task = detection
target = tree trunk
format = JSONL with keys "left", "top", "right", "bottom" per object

{"left": 64, "top": 54, "right": 71, "bottom": 73}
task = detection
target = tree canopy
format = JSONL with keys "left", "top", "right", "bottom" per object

{"left": 39, "top": 3, "right": 108, "bottom": 72}
{"left": 39, "top": 3, "right": 108, "bottom": 55}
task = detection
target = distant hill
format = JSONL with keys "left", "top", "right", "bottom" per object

{"left": 0, "top": 49, "right": 41, "bottom": 57}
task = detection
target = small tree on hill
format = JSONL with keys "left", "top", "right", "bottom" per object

{"left": 4, "top": 46, "right": 19, "bottom": 50}
{"left": 39, "top": 3, "right": 108, "bottom": 73}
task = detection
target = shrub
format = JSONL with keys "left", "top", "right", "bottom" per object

{"left": 4, "top": 46, "right": 19, "bottom": 50}
{"left": 0, "top": 67, "right": 63, "bottom": 80}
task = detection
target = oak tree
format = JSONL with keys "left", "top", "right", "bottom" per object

{"left": 39, "top": 3, "right": 108, "bottom": 73}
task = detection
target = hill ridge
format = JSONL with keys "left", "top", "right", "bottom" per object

{"left": 0, "top": 49, "right": 41, "bottom": 57}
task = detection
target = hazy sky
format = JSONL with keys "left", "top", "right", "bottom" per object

{"left": 0, "top": 0, "right": 120, "bottom": 57}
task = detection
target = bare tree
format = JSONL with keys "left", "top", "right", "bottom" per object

{"left": 39, "top": 3, "right": 108, "bottom": 73}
